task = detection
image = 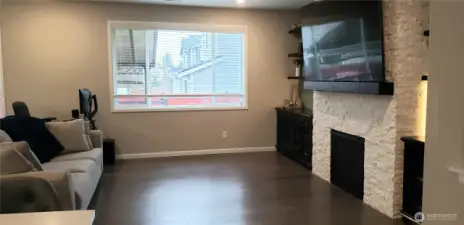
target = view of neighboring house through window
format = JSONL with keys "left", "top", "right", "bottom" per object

{"left": 110, "top": 22, "right": 246, "bottom": 111}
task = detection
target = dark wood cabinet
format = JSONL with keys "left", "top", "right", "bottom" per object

{"left": 276, "top": 108, "right": 313, "bottom": 169}
{"left": 400, "top": 136, "right": 425, "bottom": 223}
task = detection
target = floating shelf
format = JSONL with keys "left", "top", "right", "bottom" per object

{"left": 288, "top": 26, "right": 302, "bottom": 36}
{"left": 424, "top": 30, "right": 429, "bottom": 36}
{"left": 287, "top": 76, "right": 303, "bottom": 80}
{"left": 288, "top": 53, "right": 303, "bottom": 58}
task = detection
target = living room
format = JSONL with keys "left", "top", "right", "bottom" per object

{"left": 0, "top": 0, "right": 463, "bottom": 225}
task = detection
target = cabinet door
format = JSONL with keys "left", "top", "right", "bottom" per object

{"left": 276, "top": 111, "right": 295, "bottom": 153}
{"left": 304, "top": 120, "right": 313, "bottom": 165}
{"left": 276, "top": 110, "right": 313, "bottom": 168}
{"left": 402, "top": 141, "right": 424, "bottom": 217}
{"left": 276, "top": 111, "right": 284, "bottom": 151}
{"left": 296, "top": 119, "right": 310, "bottom": 164}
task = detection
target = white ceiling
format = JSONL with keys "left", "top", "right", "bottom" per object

{"left": 78, "top": 0, "right": 311, "bottom": 9}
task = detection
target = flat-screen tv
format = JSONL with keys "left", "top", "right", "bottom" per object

{"left": 302, "top": 1, "right": 384, "bottom": 82}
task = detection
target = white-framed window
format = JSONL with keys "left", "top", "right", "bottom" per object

{"left": 108, "top": 21, "right": 247, "bottom": 112}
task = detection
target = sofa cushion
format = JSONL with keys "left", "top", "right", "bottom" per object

{"left": 46, "top": 119, "right": 92, "bottom": 153}
{"left": 89, "top": 130, "right": 103, "bottom": 148}
{"left": 0, "top": 116, "right": 64, "bottom": 163}
{"left": 70, "top": 163, "right": 102, "bottom": 210}
{"left": 0, "top": 146, "right": 36, "bottom": 175}
{"left": 0, "top": 129, "right": 12, "bottom": 143}
{"left": 84, "top": 121, "right": 93, "bottom": 149}
{"left": 42, "top": 160, "right": 95, "bottom": 173}
{"left": 51, "top": 148, "right": 103, "bottom": 164}
{"left": 0, "top": 141, "right": 43, "bottom": 171}
{"left": 71, "top": 173, "right": 97, "bottom": 209}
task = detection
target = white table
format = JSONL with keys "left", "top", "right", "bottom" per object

{"left": 0, "top": 210, "right": 95, "bottom": 225}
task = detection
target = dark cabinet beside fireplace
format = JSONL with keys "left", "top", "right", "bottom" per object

{"left": 276, "top": 107, "right": 312, "bottom": 169}
{"left": 400, "top": 136, "right": 425, "bottom": 223}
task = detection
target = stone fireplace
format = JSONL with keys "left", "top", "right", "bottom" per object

{"left": 311, "top": 0, "right": 429, "bottom": 219}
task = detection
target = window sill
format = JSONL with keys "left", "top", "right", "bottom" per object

{"left": 111, "top": 106, "right": 248, "bottom": 113}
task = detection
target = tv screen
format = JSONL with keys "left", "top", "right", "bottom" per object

{"left": 302, "top": 14, "right": 384, "bottom": 82}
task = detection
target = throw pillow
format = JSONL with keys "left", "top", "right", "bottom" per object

{"left": 0, "top": 145, "right": 36, "bottom": 175}
{"left": 46, "top": 119, "right": 92, "bottom": 153}
{"left": 84, "top": 120, "right": 93, "bottom": 149}
{"left": 0, "top": 142, "right": 43, "bottom": 171}
{"left": 0, "top": 129, "right": 12, "bottom": 143}
{"left": 0, "top": 116, "right": 64, "bottom": 163}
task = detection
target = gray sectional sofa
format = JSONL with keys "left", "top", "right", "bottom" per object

{"left": 0, "top": 130, "right": 104, "bottom": 213}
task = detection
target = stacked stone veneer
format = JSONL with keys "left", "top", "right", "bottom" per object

{"left": 312, "top": 0, "right": 429, "bottom": 218}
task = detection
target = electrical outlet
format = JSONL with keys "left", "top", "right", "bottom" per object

{"left": 222, "top": 130, "right": 228, "bottom": 139}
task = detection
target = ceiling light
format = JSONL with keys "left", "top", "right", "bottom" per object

{"left": 237, "top": 0, "right": 246, "bottom": 5}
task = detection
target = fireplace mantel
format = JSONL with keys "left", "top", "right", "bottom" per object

{"left": 304, "top": 81, "right": 394, "bottom": 95}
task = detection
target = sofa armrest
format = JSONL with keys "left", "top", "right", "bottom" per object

{"left": 89, "top": 130, "right": 103, "bottom": 149}
{"left": 0, "top": 176, "right": 62, "bottom": 213}
{"left": 1, "top": 171, "right": 76, "bottom": 211}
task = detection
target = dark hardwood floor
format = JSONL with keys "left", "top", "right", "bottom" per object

{"left": 93, "top": 152, "right": 404, "bottom": 225}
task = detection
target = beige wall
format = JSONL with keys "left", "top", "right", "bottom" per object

{"left": 423, "top": 2, "right": 464, "bottom": 224}
{"left": 1, "top": 1, "right": 299, "bottom": 154}
{"left": 0, "top": 0, "right": 5, "bottom": 117}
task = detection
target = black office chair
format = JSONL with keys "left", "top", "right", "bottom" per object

{"left": 12, "top": 101, "right": 57, "bottom": 122}
{"left": 12, "top": 102, "right": 31, "bottom": 117}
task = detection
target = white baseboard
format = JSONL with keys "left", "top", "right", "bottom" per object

{"left": 116, "top": 146, "right": 276, "bottom": 160}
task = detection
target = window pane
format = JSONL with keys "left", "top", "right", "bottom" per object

{"left": 154, "top": 30, "right": 214, "bottom": 95}
{"left": 112, "top": 25, "right": 245, "bottom": 110}
{"left": 113, "top": 29, "right": 156, "bottom": 96}
{"left": 214, "top": 33, "right": 244, "bottom": 94}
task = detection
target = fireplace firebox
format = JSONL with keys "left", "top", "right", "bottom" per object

{"left": 330, "top": 129, "right": 365, "bottom": 200}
